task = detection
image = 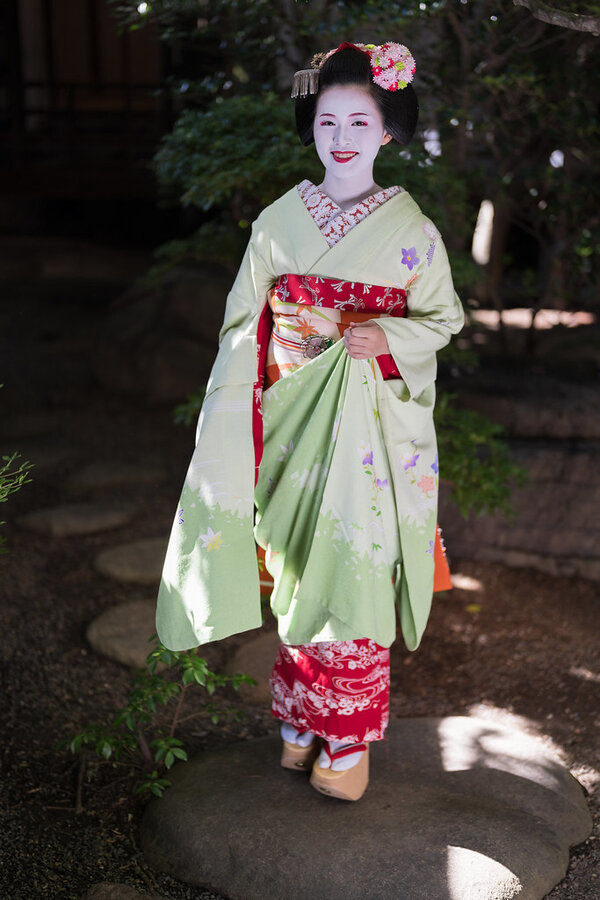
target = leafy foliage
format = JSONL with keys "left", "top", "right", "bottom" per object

{"left": 66, "top": 639, "right": 255, "bottom": 799}
{"left": 154, "top": 94, "right": 321, "bottom": 216}
{"left": 435, "top": 393, "right": 527, "bottom": 517}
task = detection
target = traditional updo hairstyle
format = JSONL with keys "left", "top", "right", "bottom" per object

{"left": 295, "top": 44, "right": 419, "bottom": 147}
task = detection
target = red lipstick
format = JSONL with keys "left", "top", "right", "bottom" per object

{"left": 331, "top": 151, "right": 358, "bottom": 163}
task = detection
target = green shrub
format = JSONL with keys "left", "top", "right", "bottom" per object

{"left": 66, "top": 639, "right": 255, "bottom": 799}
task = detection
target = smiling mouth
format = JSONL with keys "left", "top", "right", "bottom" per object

{"left": 331, "top": 151, "right": 358, "bottom": 163}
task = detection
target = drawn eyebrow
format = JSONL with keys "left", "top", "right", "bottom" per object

{"left": 318, "top": 111, "right": 371, "bottom": 117}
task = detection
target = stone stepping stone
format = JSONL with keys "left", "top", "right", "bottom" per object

{"left": 94, "top": 537, "right": 168, "bottom": 585}
{"left": 224, "top": 630, "right": 281, "bottom": 704}
{"left": 141, "top": 717, "right": 592, "bottom": 900}
{"left": 86, "top": 600, "right": 158, "bottom": 669}
{"left": 17, "top": 502, "right": 134, "bottom": 537}
{"left": 67, "top": 460, "right": 166, "bottom": 492}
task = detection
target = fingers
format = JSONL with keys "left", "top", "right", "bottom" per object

{"left": 343, "top": 320, "right": 389, "bottom": 359}
{"left": 343, "top": 336, "right": 378, "bottom": 359}
{"left": 347, "top": 321, "right": 376, "bottom": 335}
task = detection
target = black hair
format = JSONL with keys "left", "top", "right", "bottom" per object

{"left": 295, "top": 45, "right": 418, "bottom": 147}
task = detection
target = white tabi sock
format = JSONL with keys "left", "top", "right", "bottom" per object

{"left": 280, "top": 723, "right": 316, "bottom": 748}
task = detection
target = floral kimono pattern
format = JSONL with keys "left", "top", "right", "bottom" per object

{"left": 155, "top": 180, "right": 464, "bottom": 662}
{"left": 264, "top": 183, "right": 405, "bottom": 741}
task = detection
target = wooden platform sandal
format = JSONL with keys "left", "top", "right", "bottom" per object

{"left": 309, "top": 742, "right": 369, "bottom": 801}
{"left": 280, "top": 734, "right": 320, "bottom": 772}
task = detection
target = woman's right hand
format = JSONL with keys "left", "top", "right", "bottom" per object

{"left": 343, "top": 320, "right": 390, "bottom": 359}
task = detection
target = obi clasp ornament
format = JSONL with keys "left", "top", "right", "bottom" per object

{"left": 301, "top": 335, "right": 333, "bottom": 359}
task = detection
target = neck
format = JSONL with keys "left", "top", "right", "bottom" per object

{"left": 317, "top": 171, "right": 381, "bottom": 210}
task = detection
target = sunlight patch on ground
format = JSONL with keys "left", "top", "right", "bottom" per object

{"left": 450, "top": 572, "right": 483, "bottom": 591}
{"left": 469, "top": 309, "right": 596, "bottom": 330}
{"left": 446, "top": 845, "right": 523, "bottom": 900}
{"left": 467, "top": 700, "right": 554, "bottom": 740}
{"left": 569, "top": 666, "right": 600, "bottom": 684}
{"left": 466, "top": 702, "right": 600, "bottom": 794}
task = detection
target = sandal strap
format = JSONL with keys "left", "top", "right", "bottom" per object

{"left": 323, "top": 741, "right": 367, "bottom": 763}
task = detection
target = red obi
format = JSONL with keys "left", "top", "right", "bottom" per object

{"left": 271, "top": 273, "right": 407, "bottom": 315}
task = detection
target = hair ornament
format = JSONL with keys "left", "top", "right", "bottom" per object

{"left": 366, "top": 42, "right": 416, "bottom": 91}
{"left": 291, "top": 68, "right": 321, "bottom": 99}
{"left": 291, "top": 40, "right": 416, "bottom": 98}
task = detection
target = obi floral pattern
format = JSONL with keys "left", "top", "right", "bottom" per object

{"left": 265, "top": 272, "right": 406, "bottom": 387}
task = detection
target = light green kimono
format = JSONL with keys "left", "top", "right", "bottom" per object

{"left": 156, "top": 185, "right": 464, "bottom": 652}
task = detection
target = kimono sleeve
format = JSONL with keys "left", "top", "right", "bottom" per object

{"left": 375, "top": 223, "right": 464, "bottom": 400}
{"left": 204, "top": 212, "right": 276, "bottom": 401}
{"left": 156, "top": 211, "right": 277, "bottom": 651}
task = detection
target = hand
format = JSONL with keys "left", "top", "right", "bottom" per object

{"left": 343, "top": 320, "right": 390, "bottom": 359}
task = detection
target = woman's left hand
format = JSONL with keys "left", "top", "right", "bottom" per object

{"left": 343, "top": 320, "right": 390, "bottom": 359}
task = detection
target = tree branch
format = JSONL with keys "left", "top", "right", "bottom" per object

{"left": 513, "top": 0, "right": 600, "bottom": 34}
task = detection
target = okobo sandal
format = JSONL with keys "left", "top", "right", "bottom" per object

{"left": 280, "top": 733, "right": 320, "bottom": 771}
{"left": 310, "top": 741, "right": 369, "bottom": 801}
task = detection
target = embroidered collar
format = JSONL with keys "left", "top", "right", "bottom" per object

{"left": 297, "top": 179, "right": 403, "bottom": 248}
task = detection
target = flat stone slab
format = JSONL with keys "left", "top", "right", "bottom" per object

{"left": 17, "top": 503, "right": 134, "bottom": 537}
{"left": 224, "top": 630, "right": 281, "bottom": 704}
{"left": 141, "top": 717, "right": 592, "bottom": 900}
{"left": 94, "top": 538, "right": 168, "bottom": 585}
{"left": 67, "top": 460, "right": 166, "bottom": 492}
{"left": 86, "top": 600, "right": 157, "bottom": 668}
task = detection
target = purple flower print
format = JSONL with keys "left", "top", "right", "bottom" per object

{"left": 363, "top": 451, "right": 374, "bottom": 466}
{"left": 376, "top": 478, "right": 388, "bottom": 490}
{"left": 401, "top": 247, "right": 420, "bottom": 271}
{"left": 426, "top": 539, "right": 435, "bottom": 556}
{"left": 403, "top": 453, "right": 420, "bottom": 471}
{"left": 178, "top": 508, "right": 184, "bottom": 524}
{"left": 431, "top": 455, "right": 439, "bottom": 474}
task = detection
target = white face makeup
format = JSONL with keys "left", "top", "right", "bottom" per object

{"left": 313, "top": 85, "right": 392, "bottom": 192}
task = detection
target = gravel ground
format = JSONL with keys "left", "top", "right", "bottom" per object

{"left": 0, "top": 277, "right": 598, "bottom": 899}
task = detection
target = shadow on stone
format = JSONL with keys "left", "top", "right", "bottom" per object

{"left": 140, "top": 717, "right": 591, "bottom": 900}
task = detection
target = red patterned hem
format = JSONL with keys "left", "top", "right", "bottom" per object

{"left": 269, "top": 639, "right": 390, "bottom": 743}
